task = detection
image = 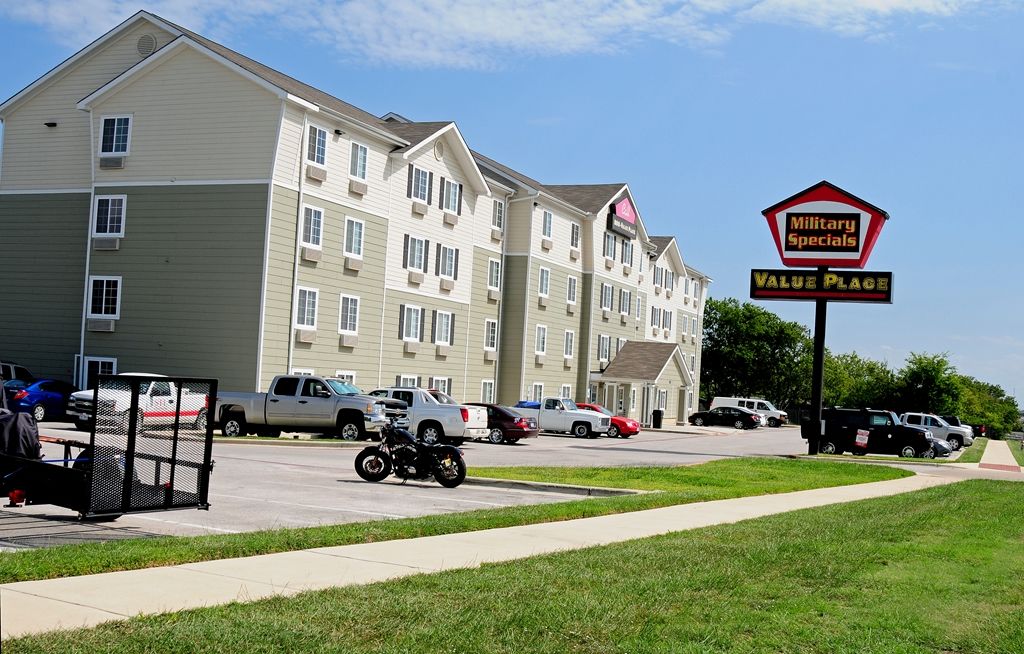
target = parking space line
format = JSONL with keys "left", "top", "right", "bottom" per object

{"left": 128, "top": 515, "right": 241, "bottom": 534}
{"left": 213, "top": 493, "right": 410, "bottom": 519}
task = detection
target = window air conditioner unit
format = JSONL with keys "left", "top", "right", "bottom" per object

{"left": 295, "top": 329, "right": 315, "bottom": 344}
{"left": 87, "top": 319, "right": 116, "bottom": 332}
{"left": 99, "top": 157, "right": 124, "bottom": 169}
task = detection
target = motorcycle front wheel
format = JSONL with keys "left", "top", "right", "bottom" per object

{"left": 355, "top": 448, "right": 393, "bottom": 482}
{"left": 433, "top": 453, "right": 467, "bottom": 488}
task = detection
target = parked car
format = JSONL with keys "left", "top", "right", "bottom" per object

{"left": 369, "top": 387, "right": 488, "bottom": 445}
{"left": 931, "top": 436, "right": 953, "bottom": 458}
{"left": 689, "top": 406, "right": 761, "bottom": 429}
{"left": 513, "top": 398, "right": 610, "bottom": 438}
{"left": 967, "top": 423, "right": 988, "bottom": 439}
{"left": 465, "top": 403, "right": 539, "bottom": 444}
{"left": 575, "top": 402, "right": 641, "bottom": 438}
{"left": 710, "top": 397, "right": 788, "bottom": 427}
{"left": 900, "top": 412, "right": 973, "bottom": 451}
{"left": 941, "top": 416, "right": 975, "bottom": 443}
{"left": 0, "top": 362, "right": 34, "bottom": 384}
{"left": 69, "top": 373, "right": 208, "bottom": 432}
{"left": 5, "top": 379, "right": 78, "bottom": 422}
{"left": 815, "top": 408, "right": 934, "bottom": 458}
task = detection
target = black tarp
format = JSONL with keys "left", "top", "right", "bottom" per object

{"left": 0, "top": 411, "right": 42, "bottom": 459}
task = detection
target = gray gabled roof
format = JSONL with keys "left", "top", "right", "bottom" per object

{"left": 649, "top": 236, "right": 675, "bottom": 258}
{"left": 544, "top": 184, "right": 626, "bottom": 214}
{"left": 600, "top": 342, "right": 682, "bottom": 382}
{"left": 472, "top": 150, "right": 548, "bottom": 192}
{"left": 386, "top": 121, "right": 454, "bottom": 153}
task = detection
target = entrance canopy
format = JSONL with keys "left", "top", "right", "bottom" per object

{"left": 598, "top": 342, "right": 692, "bottom": 387}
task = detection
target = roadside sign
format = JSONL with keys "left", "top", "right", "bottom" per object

{"left": 761, "top": 180, "right": 889, "bottom": 269}
{"left": 750, "top": 269, "right": 893, "bottom": 303}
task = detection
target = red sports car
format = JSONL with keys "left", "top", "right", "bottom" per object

{"left": 575, "top": 403, "right": 641, "bottom": 438}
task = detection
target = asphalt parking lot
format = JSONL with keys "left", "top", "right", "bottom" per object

{"left": 0, "top": 422, "right": 806, "bottom": 549}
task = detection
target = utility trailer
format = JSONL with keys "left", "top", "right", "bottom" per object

{"left": 0, "top": 375, "right": 216, "bottom": 520}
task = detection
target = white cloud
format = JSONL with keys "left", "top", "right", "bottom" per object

{"left": 0, "top": 0, "right": 1007, "bottom": 68}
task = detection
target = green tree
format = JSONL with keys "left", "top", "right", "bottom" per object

{"left": 895, "top": 352, "right": 962, "bottom": 415}
{"left": 956, "top": 375, "right": 1022, "bottom": 438}
{"left": 827, "top": 352, "right": 897, "bottom": 410}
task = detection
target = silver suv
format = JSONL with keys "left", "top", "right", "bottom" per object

{"left": 899, "top": 412, "right": 973, "bottom": 450}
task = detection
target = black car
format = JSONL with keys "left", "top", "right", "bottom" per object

{"left": 813, "top": 408, "right": 934, "bottom": 458}
{"left": 689, "top": 406, "right": 761, "bottom": 429}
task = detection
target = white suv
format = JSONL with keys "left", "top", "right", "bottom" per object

{"left": 710, "top": 397, "right": 788, "bottom": 427}
{"left": 899, "top": 412, "right": 973, "bottom": 450}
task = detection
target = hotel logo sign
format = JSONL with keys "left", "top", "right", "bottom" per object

{"left": 608, "top": 195, "right": 638, "bottom": 239}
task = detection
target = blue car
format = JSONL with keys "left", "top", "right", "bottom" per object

{"left": 5, "top": 379, "right": 78, "bottom": 422}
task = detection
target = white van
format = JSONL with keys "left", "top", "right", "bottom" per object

{"left": 710, "top": 397, "right": 788, "bottom": 427}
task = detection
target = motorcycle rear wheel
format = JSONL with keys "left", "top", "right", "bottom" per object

{"left": 355, "top": 448, "right": 393, "bottom": 482}
{"left": 434, "top": 453, "right": 467, "bottom": 488}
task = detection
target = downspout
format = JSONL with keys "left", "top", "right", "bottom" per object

{"left": 286, "top": 113, "right": 309, "bottom": 375}
{"left": 78, "top": 109, "right": 96, "bottom": 385}
{"left": 255, "top": 99, "right": 286, "bottom": 390}
{"left": 492, "top": 189, "right": 513, "bottom": 402}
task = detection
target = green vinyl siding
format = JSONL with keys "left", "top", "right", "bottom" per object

{"left": 464, "top": 246, "right": 501, "bottom": 401}
{"left": 261, "top": 185, "right": 299, "bottom": 387}
{"left": 496, "top": 255, "right": 529, "bottom": 404}
{"left": 85, "top": 184, "right": 266, "bottom": 391}
{"left": 0, "top": 193, "right": 89, "bottom": 381}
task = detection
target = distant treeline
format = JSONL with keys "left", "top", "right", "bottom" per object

{"left": 700, "top": 298, "right": 1022, "bottom": 437}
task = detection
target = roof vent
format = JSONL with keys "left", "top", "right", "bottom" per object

{"left": 137, "top": 34, "right": 157, "bottom": 57}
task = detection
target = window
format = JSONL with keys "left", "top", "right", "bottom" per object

{"left": 654, "top": 266, "right": 664, "bottom": 287}
{"left": 685, "top": 277, "right": 691, "bottom": 295}
{"left": 401, "top": 305, "right": 423, "bottom": 341}
{"left": 83, "top": 357, "right": 116, "bottom": 391}
{"left": 88, "top": 276, "right": 121, "bottom": 319}
{"left": 603, "top": 232, "right": 616, "bottom": 259}
{"left": 692, "top": 281, "right": 700, "bottom": 300}
{"left": 412, "top": 167, "right": 431, "bottom": 202}
{"left": 542, "top": 210, "right": 553, "bottom": 238}
{"left": 566, "top": 276, "right": 577, "bottom": 304}
{"left": 535, "top": 325, "right": 547, "bottom": 354}
{"left": 691, "top": 317, "right": 698, "bottom": 337}
{"left": 658, "top": 389, "right": 668, "bottom": 411}
{"left": 636, "top": 295, "right": 642, "bottom": 319}
{"left": 617, "top": 337, "right": 627, "bottom": 352}
{"left": 334, "top": 370, "right": 356, "bottom": 384}
{"left": 487, "top": 259, "right": 501, "bottom": 290}
{"left": 564, "top": 330, "right": 575, "bottom": 358}
{"left": 651, "top": 306, "right": 662, "bottom": 328}
{"left": 492, "top": 200, "right": 505, "bottom": 229}
{"left": 306, "top": 125, "right": 327, "bottom": 166}
{"left": 691, "top": 354, "right": 696, "bottom": 372}
{"left": 560, "top": 384, "right": 572, "bottom": 399}
{"left": 531, "top": 383, "right": 544, "bottom": 402}
{"left": 443, "top": 179, "right": 461, "bottom": 213}
{"left": 433, "top": 310, "right": 453, "bottom": 346}
{"left": 682, "top": 315, "right": 689, "bottom": 334}
{"left": 631, "top": 388, "right": 637, "bottom": 411}
{"left": 302, "top": 206, "right": 323, "bottom": 248}
{"left": 621, "top": 240, "right": 633, "bottom": 266}
{"left": 93, "top": 195, "right": 126, "bottom": 237}
{"left": 430, "top": 376, "right": 451, "bottom": 394}
{"left": 481, "top": 380, "right": 495, "bottom": 403}
{"left": 404, "top": 235, "right": 428, "bottom": 272}
{"left": 100, "top": 115, "right": 131, "bottom": 154}
{"left": 600, "top": 283, "right": 613, "bottom": 310}
{"left": 338, "top": 295, "right": 359, "bottom": 334}
{"left": 290, "top": 368, "right": 314, "bottom": 377}
{"left": 349, "top": 142, "right": 368, "bottom": 179}
{"left": 295, "top": 287, "right": 318, "bottom": 329}
{"left": 598, "top": 334, "right": 611, "bottom": 362}
{"left": 665, "top": 271, "right": 675, "bottom": 291}
{"left": 538, "top": 267, "right": 550, "bottom": 297}
{"left": 663, "top": 310, "right": 672, "bottom": 330}
{"left": 437, "top": 245, "right": 458, "bottom": 279}
{"left": 344, "top": 217, "right": 364, "bottom": 257}
{"left": 484, "top": 319, "right": 498, "bottom": 350}
{"left": 399, "top": 374, "right": 419, "bottom": 387}
{"left": 570, "top": 222, "right": 581, "bottom": 249}
{"left": 619, "top": 289, "right": 631, "bottom": 315}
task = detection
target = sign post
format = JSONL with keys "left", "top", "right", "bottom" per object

{"left": 757, "top": 181, "right": 891, "bottom": 455}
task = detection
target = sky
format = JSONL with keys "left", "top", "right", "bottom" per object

{"left": 1, "top": 1, "right": 1022, "bottom": 405}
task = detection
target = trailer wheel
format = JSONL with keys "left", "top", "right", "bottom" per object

{"left": 222, "top": 414, "right": 246, "bottom": 437}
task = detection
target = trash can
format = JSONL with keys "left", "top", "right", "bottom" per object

{"left": 651, "top": 409, "right": 663, "bottom": 429}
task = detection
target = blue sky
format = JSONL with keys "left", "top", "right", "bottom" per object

{"left": 2, "top": 1, "right": 1022, "bottom": 405}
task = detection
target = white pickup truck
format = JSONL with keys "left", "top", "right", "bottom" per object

{"left": 215, "top": 375, "right": 387, "bottom": 439}
{"left": 68, "top": 373, "right": 208, "bottom": 432}
{"left": 368, "top": 387, "right": 488, "bottom": 445}
{"left": 513, "top": 397, "right": 611, "bottom": 438}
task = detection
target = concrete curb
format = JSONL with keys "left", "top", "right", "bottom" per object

{"left": 464, "top": 476, "right": 650, "bottom": 497}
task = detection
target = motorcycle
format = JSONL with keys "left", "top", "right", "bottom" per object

{"left": 354, "top": 419, "right": 467, "bottom": 488}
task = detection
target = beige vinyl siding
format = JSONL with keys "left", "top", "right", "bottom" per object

{"left": 523, "top": 259, "right": 586, "bottom": 402}
{"left": 91, "top": 47, "right": 280, "bottom": 184}
{"left": 287, "top": 195, "right": 388, "bottom": 387}
{"left": 496, "top": 255, "right": 529, "bottom": 404}
{"left": 0, "top": 193, "right": 89, "bottom": 380}
{"left": 272, "top": 104, "right": 304, "bottom": 189}
{"left": 0, "top": 22, "right": 175, "bottom": 190}
{"left": 84, "top": 184, "right": 267, "bottom": 391}
{"left": 462, "top": 246, "right": 501, "bottom": 401}
{"left": 588, "top": 271, "right": 645, "bottom": 374}
{"left": 503, "top": 199, "right": 533, "bottom": 254}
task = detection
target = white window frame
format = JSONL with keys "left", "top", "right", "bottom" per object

{"left": 560, "top": 384, "right": 572, "bottom": 399}
{"left": 658, "top": 389, "right": 668, "bottom": 411}
{"left": 99, "top": 114, "right": 132, "bottom": 155}
{"left": 598, "top": 334, "right": 611, "bottom": 362}
{"left": 434, "top": 310, "right": 453, "bottom": 346}
{"left": 682, "top": 315, "right": 689, "bottom": 334}
{"left": 334, "top": 370, "right": 357, "bottom": 384}
{"left": 603, "top": 232, "right": 616, "bottom": 260}
{"left": 295, "top": 286, "right": 318, "bottom": 329}
{"left": 663, "top": 310, "right": 672, "bottom": 330}
{"left": 481, "top": 379, "right": 495, "bottom": 403}
{"left": 431, "top": 376, "right": 452, "bottom": 394}
{"left": 439, "top": 245, "right": 457, "bottom": 279}
{"left": 564, "top": 330, "right": 575, "bottom": 359}
{"left": 338, "top": 294, "right": 359, "bottom": 334}
{"left": 349, "top": 141, "right": 368, "bottom": 180}
{"left": 92, "top": 195, "right": 127, "bottom": 237}
{"left": 412, "top": 166, "right": 430, "bottom": 202}
{"left": 617, "top": 337, "right": 627, "bottom": 352}
{"left": 619, "top": 289, "right": 631, "bottom": 315}
{"left": 542, "top": 210, "right": 553, "bottom": 238}
{"left": 570, "top": 222, "right": 581, "bottom": 249}
{"left": 82, "top": 356, "right": 117, "bottom": 389}
{"left": 306, "top": 124, "right": 327, "bottom": 166}
{"left": 87, "top": 275, "right": 122, "bottom": 319}
{"left": 402, "top": 305, "right": 422, "bottom": 342}
{"left": 487, "top": 259, "right": 501, "bottom": 290}
{"left": 344, "top": 217, "right": 364, "bottom": 258}
{"left": 566, "top": 275, "right": 577, "bottom": 304}
{"left": 399, "top": 374, "right": 419, "bottom": 387}
{"left": 538, "top": 267, "right": 550, "bottom": 297}
{"left": 301, "top": 205, "right": 324, "bottom": 249}
{"left": 484, "top": 319, "right": 498, "bottom": 351}
{"left": 535, "top": 324, "right": 547, "bottom": 355}
{"left": 407, "top": 236, "right": 426, "bottom": 271}
{"left": 621, "top": 239, "right": 633, "bottom": 265}
{"left": 444, "top": 179, "right": 460, "bottom": 213}
{"left": 600, "top": 283, "right": 613, "bottom": 310}
{"left": 292, "top": 368, "right": 315, "bottom": 376}
{"left": 691, "top": 317, "right": 698, "bottom": 337}
{"left": 531, "top": 383, "right": 544, "bottom": 402}
{"left": 492, "top": 199, "right": 505, "bottom": 229}
{"left": 630, "top": 388, "right": 637, "bottom": 411}
{"left": 691, "top": 354, "right": 696, "bottom": 372}
{"left": 636, "top": 295, "right": 642, "bottom": 320}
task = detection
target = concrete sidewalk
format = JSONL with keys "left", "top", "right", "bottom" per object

{"left": 978, "top": 438, "right": 1022, "bottom": 473}
{"left": 1, "top": 470, "right": 959, "bottom": 640}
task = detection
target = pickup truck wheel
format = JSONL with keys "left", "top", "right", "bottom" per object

{"left": 488, "top": 428, "right": 505, "bottom": 444}
{"left": 222, "top": 415, "right": 245, "bottom": 437}
{"left": 572, "top": 422, "right": 591, "bottom": 439}
{"left": 606, "top": 425, "right": 620, "bottom": 438}
{"left": 948, "top": 437, "right": 961, "bottom": 450}
{"left": 194, "top": 409, "right": 208, "bottom": 432}
{"left": 419, "top": 423, "right": 443, "bottom": 445}
{"left": 338, "top": 420, "right": 362, "bottom": 441}
{"left": 767, "top": 418, "right": 780, "bottom": 428}
{"left": 900, "top": 445, "right": 917, "bottom": 458}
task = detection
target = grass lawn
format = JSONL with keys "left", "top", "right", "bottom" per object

{"left": 954, "top": 437, "right": 988, "bottom": 464}
{"left": 0, "top": 458, "right": 907, "bottom": 584}
{"left": 1009, "top": 439, "right": 1024, "bottom": 466}
{"left": 8, "top": 480, "right": 1022, "bottom": 654}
